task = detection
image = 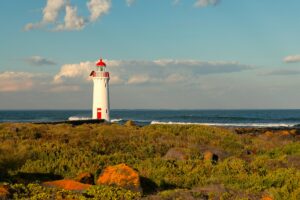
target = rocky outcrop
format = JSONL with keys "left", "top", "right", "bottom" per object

{"left": 264, "top": 129, "right": 298, "bottom": 137}
{"left": 203, "top": 151, "right": 218, "bottom": 164}
{"left": 198, "top": 145, "right": 229, "bottom": 162}
{"left": 125, "top": 120, "right": 136, "bottom": 127}
{"left": 163, "top": 148, "right": 190, "bottom": 161}
{"left": 0, "top": 185, "right": 10, "bottom": 200}
{"left": 43, "top": 179, "right": 91, "bottom": 191}
{"left": 261, "top": 196, "right": 274, "bottom": 200}
{"left": 96, "top": 164, "right": 142, "bottom": 193}
{"left": 75, "top": 172, "right": 94, "bottom": 184}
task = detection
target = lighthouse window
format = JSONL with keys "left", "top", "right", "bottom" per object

{"left": 106, "top": 109, "right": 107, "bottom": 113}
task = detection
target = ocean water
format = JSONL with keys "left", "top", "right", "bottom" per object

{"left": 1, "top": 110, "right": 300, "bottom": 128}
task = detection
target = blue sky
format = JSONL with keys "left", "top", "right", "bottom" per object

{"left": 0, "top": 0, "right": 300, "bottom": 109}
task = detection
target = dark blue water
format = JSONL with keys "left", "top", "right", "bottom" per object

{"left": 1, "top": 110, "right": 300, "bottom": 127}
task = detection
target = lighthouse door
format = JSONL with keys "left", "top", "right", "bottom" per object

{"left": 97, "top": 108, "right": 102, "bottom": 119}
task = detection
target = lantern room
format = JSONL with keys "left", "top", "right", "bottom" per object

{"left": 90, "top": 59, "right": 110, "bottom": 78}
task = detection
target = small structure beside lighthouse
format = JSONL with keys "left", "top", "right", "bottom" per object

{"left": 90, "top": 58, "right": 110, "bottom": 121}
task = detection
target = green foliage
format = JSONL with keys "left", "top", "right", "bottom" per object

{"left": 85, "top": 185, "right": 141, "bottom": 200}
{"left": 0, "top": 123, "right": 300, "bottom": 199}
{"left": 9, "top": 183, "right": 140, "bottom": 200}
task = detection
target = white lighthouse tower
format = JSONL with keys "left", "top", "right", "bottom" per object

{"left": 90, "top": 58, "right": 110, "bottom": 121}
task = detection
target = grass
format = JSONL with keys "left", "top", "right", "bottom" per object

{"left": 0, "top": 122, "right": 299, "bottom": 199}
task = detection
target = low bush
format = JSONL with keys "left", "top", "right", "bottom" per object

{"left": 0, "top": 123, "right": 299, "bottom": 199}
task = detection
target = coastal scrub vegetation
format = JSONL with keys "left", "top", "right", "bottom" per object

{"left": 0, "top": 122, "right": 299, "bottom": 199}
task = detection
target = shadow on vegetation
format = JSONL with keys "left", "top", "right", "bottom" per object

{"left": 12, "top": 172, "right": 63, "bottom": 183}
{"left": 140, "top": 176, "right": 158, "bottom": 195}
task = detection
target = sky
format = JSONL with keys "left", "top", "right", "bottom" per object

{"left": 0, "top": 0, "right": 300, "bottom": 110}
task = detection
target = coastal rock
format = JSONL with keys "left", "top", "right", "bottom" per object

{"left": 10, "top": 126, "right": 19, "bottom": 133}
{"left": 203, "top": 151, "right": 218, "bottom": 164}
{"left": 96, "top": 164, "right": 142, "bottom": 193}
{"left": 198, "top": 145, "right": 229, "bottom": 161}
{"left": 263, "top": 131, "right": 274, "bottom": 137}
{"left": 43, "top": 180, "right": 91, "bottom": 191}
{"left": 163, "top": 148, "right": 190, "bottom": 161}
{"left": 264, "top": 129, "right": 298, "bottom": 137}
{"left": 279, "top": 129, "right": 298, "bottom": 136}
{"left": 261, "top": 196, "right": 274, "bottom": 200}
{"left": 125, "top": 120, "right": 136, "bottom": 127}
{"left": 75, "top": 172, "right": 94, "bottom": 184}
{"left": 0, "top": 185, "right": 10, "bottom": 200}
{"left": 193, "top": 184, "right": 228, "bottom": 199}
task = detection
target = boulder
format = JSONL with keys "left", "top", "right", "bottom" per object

{"left": 163, "top": 148, "right": 190, "bottom": 161}
{"left": 264, "top": 129, "right": 297, "bottom": 137}
{"left": 125, "top": 120, "right": 136, "bottom": 127}
{"left": 43, "top": 179, "right": 91, "bottom": 191}
{"left": 203, "top": 151, "right": 218, "bottom": 164}
{"left": 198, "top": 145, "right": 229, "bottom": 161}
{"left": 75, "top": 172, "right": 94, "bottom": 184}
{"left": 263, "top": 131, "right": 274, "bottom": 137}
{"left": 96, "top": 164, "right": 142, "bottom": 193}
{"left": 261, "top": 196, "right": 274, "bottom": 200}
{"left": 0, "top": 185, "right": 10, "bottom": 200}
{"left": 278, "top": 129, "right": 298, "bottom": 136}
{"left": 289, "top": 129, "right": 298, "bottom": 135}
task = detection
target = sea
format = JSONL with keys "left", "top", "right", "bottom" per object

{"left": 1, "top": 109, "right": 300, "bottom": 128}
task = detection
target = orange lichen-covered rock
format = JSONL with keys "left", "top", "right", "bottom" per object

{"left": 75, "top": 172, "right": 94, "bottom": 184}
{"left": 279, "top": 130, "right": 291, "bottom": 136}
{"left": 278, "top": 129, "right": 297, "bottom": 136}
{"left": 264, "top": 131, "right": 274, "bottom": 137}
{"left": 0, "top": 185, "right": 10, "bottom": 199}
{"left": 290, "top": 129, "right": 298, "bottom": 134}
{"left": 96, "top": 164, "right": 142, "bottom": 193}
{"left": 261, "top": 196, "right": 274, "bottom": 200}
{"left": 204, "top": 151, "right": 218, "bottom": 163}
{"left": 43, "top": 179, "right": 91, "bottom": 191}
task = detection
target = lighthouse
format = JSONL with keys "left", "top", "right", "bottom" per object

{"left": 90, "top": 58, "right": 110, "bottom": 121}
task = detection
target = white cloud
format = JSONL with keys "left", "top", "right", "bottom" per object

{"left": 110, "top": 75, "right": 125, "bottom": 84}
{"left": 126, "top": 0, "right": 135, "bottom": 6}
{"left": 87, "top": 0, "right": 111, "bottom": 21}
{"left": 53, "top": 60, "right": 126, "bottom": 85}
{"left": 53, "top": 59, "right": 252, "bottom": 88}
{"left": 283, "top": 55, "right": 300, "bottom": 63}
{"left": 25, "top": 0, "right": 111, "bottom": 31}
{"left": 24, "top": 0, "right": 222, "bottom": 31}
{"left": 55, "top": 4, "right": 85, "bottom": 31}
{"left": 24, "top": 23, "right": 42, "bottom": 31}
{"left": 172, "top": 0, "right": 180, "bottom": 5}
{"left": 42, "top": 0, "right": 65, "bottom": 23}
{"left": 53, "top": 61, "right": 94, "bottom": 84}
{"left": 0, "top": 72, "right": 35, "bottom": 92}
{"left": 50, "top": 85, "right": 81, "bottom": 92}
{"left": 127, "top": 74, "right": 151, "bottom": 84}
{"left": 25, "top": 56, "right": 56, "bottom": 66}
{"left": 263, "top": 69, "right": 300, "bottom": 76}
{"left": 165, "top": 73, "right": 185, "bottom": 83}
{"left": 24, "top": 0, "right": 65, "bottom": 31}
{"left": 194, "top": 0, "right": 220, "bottom": 7}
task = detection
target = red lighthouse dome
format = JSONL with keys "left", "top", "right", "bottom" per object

{"left": 96, "top": 59, "right": 106, "bottom": 67}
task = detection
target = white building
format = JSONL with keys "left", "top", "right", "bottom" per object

{"left": 90, "top": 58, "right": 110, "bottom": 121}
